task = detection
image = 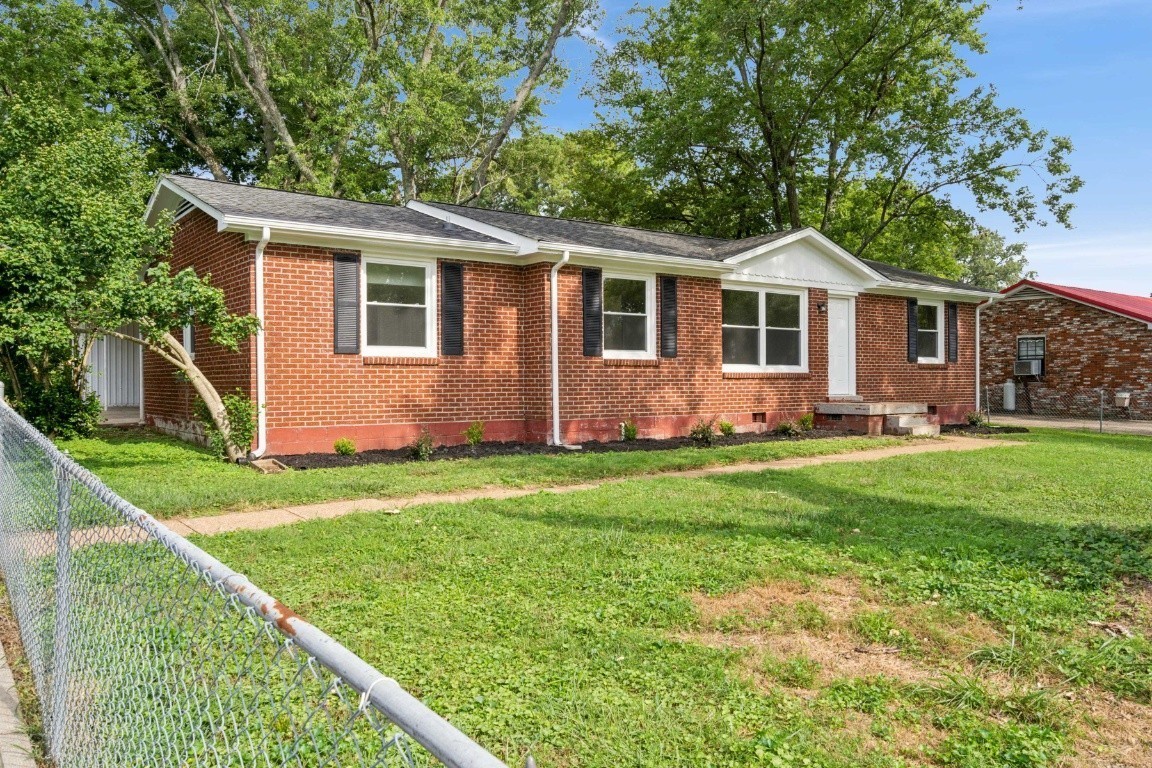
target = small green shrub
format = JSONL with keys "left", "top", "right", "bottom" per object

{"left": 12, "top": 375, "right": 102, "bottom": 439}
{"left": 688, "top": 418, "right": 715, "bottom": 446}
{"left": 194, "top": 390, "right": 258, "bottom": 460}
{"left": 464, "top": 420, "right": 485, "bottom": 448}
{"left": 717, "top": 420, "right": 735, "bottom": 437}
{"left": 411, "top": 429, "right": 435, "bottom": 461}
{"left": 774, "top": 420, "right": 799, "bottom": 437}
{"left": 620, "top": 419, "right": 639, "bottom": 441}
{"left": 333, "top": 437, "right": 356, "bottom": 456}
{"left": 966, "top": 410, "right": 989, "bottom": 427}
{"left": 797, "top": 412, "right": 815, "bottom": 431}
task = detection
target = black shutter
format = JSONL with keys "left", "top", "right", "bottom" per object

{"left": 441, "top": 262, "right": 464, "bottom": 356}
{"left": 333, "top": 253, "right": 360, "bottom": 354}
{"left": 582, "top": 268, "right": 603, "bottom": 357}
{"left": 946, "top": 302, "right": 958, "bottom": 363}
{"left": 906, "top": 298, "right": 918, "bottom": 363}
{"left": 659, "top": 276, "right": 678, "bottom": 358}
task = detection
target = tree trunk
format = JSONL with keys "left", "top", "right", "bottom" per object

{"left": 108, "top": 330, "right": 247, "bottom": 462}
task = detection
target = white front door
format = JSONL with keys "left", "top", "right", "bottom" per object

{"left": 827, "top": 296, "right": 855, "bottom": 397}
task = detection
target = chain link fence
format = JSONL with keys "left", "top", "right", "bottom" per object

{"left": 0, "top": 392, "right": 509, "bottom": 768}
{"left": 984, "top": 383, "right": 1152, "bottom": 434}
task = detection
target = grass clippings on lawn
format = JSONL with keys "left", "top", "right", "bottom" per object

{"left": 196, "top": 428, "right": 1152, "bottom": 768}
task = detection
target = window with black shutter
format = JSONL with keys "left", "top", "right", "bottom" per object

{"left": 906, "top": 298, "right": 919, "bottom": 363}
{"left": 946, "top": 302, "right": 959, "bottom": 363}
{"left": 659, "top": 276, "right": 677, "bottom": 358}
{"left": 441, "top": 262, "right": 464, "bottom": 356}
{"left": 333, "top": 253, "right": 360, "bottom": 354}
{"left": 582, "top": 268, "right": 603, "bottom": 357}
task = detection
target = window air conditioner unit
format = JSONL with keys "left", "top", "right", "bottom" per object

{"left": 1014, "top": 359, "right": 1042, "bottom": 376}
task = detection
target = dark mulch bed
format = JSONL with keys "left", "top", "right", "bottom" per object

{"left": 941, "top": 423, "right": 1030, "bottom": 435}
{"left": 272, "top": 428, "right": 852, "bottom": 470}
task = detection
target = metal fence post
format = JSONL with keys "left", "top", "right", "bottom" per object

{"left": 50, "top": 463, "right": 72, "bottom": 762}
{"left": 1099, "top": 388, "right": 1105, "bottom": 433}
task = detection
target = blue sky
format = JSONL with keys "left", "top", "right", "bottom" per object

{"left": 544, "top": 1, "right": 1152, "bottom": 293}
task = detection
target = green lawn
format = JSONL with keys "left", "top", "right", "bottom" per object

{"left": 57, "top": 428, "right": 901, "bottom": 518}
{"left": 196, "top": 429, "right": 1152, "bottom": 768}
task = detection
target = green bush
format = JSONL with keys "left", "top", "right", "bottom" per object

{"left": 775, "top": 420, "right": 799, "bottom": 437}
{"left": 411, "top": 429, "right": 435, "bottom": 461}
{"left": 717, "top": 420, "right": 735, "bottom": 437}
{"left": 333, "top": 437, "right": 356, "bottom": 456}
{"left": 688, "top": 418, "right": 715, "bottom": 446}
{"left": 966, "top": 410, "right": 989, "bottom": 427}
{"left": 464, "top": 420, "right": 485, "bottom": 448}
{"left": 194, "top": 390, "right": 258, "bottom": 460}
{"left": 12, "top": 375, "right": 102, "bottom": 439}
{"left": 620, "top": 419, "right": 639, "bottom": 441}
{"left": 797, "top": 412, "right": 815, "bottom": 431}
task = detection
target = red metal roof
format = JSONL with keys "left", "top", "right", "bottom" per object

{"left": 1001, "top": 279, "right": 1152, "bottom": 324}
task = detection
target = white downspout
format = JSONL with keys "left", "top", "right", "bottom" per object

{"left": 975, "top": 295, "right": 999, "bottom": 412}
{"left": 249, "top": 226, "right": 272, "bottom": 458}
{"left": 549, "top": 250, "right": 570, "bottom": 446}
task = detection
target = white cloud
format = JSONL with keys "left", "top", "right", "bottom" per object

{"left": 1024, "top": 231, "right": 1152, "bottom": 293}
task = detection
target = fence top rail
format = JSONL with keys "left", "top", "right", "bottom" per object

{"left": 0, "top": 397, "right": 507, "bottom": 768}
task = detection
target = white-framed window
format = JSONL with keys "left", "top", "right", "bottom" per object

{"left": 363, "top": 257, "right": 437, "bottom": 357}
{"left": 1017, "top": 335, "right": 1046, "bottom": 374}
{"left": 182, "top": 323, "right": 196, "bottom": 360}
{"left": 917, "top": 301, "right": 943, "bottom": 363}
{"left": 721, "top": 286, "right": 808, "bottom": 372}
{"left": 603, "top": 273, "right": 656, "bottom": 359}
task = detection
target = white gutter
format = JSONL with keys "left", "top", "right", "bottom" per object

{"left": 220, "top": 216, "right": 519, "bottom": 255}
{"left": 249, "top": 226, "right": 272, "bottom": 459}
{"left": 975, "top": 293, "right": 1002, "bottom": 412}
{"left": 550, "top": 250, "right": 570, "bottom": 446}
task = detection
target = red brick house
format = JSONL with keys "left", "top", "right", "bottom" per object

{"left": 979, "top": 279, "right": 1152, "bottom": 419}
{"left": 126, "top": 176, "right": 993, "bottom": 455}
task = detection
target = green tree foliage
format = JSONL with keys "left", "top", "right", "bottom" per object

{"left": 595, "top": 0, "right": 1081, "bottom": 274}
{"left": 0, "top": 98, "right": 258, "bottom": 455}
{"left": 104, "top": 0, "right": 597, "bottom": 200}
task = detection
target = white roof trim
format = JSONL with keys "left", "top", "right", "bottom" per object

{"left": 146, "top": 177, "right": 227, "bottom": 226}
{"left": 722, "top": 228, "right": 885, "bottom": 282}
{"left": 406, "top": 200, "right": 541, "bottom": 255}
{"left": 220, "top": 215, "right": 520, "bottom": 254}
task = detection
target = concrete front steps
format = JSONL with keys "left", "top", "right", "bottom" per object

{"left": 814, "top": 401, "right": 941, "bottom": 437}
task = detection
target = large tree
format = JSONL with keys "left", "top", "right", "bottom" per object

{"left": 0, "top": 98, "right": 258, "bottom": 456}
{"left": 105, "top": 0, "right": 597, "bottom": 200}
{"left": 594, "top": 0, "right": 1081, "bottom": 271}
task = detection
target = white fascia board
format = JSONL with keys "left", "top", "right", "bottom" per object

{"left": 866, "top": 282, "right": 997, "bottom": 302}
{"left": 146, "top": 177, "right": 227, "bottom": 227}
{"left": 221, "top": 216, "right": 521, "bottom": 256}
{"left": 722, "top": 272, "right": 861, "bottom": 293}
{"left": 543, "top": 243, "right": 734, "bottom": 277}
{"left": 405, "top": 200, "right": 541, "bottom": 255}
{"left": 723, "top": 227, "right": 886, "bottom": 282}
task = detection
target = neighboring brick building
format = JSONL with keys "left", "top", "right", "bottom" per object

{"left": 118, "top": 176, "right": 993, "bottom": 455}
{"left": 980, "top": 280, "right": 1152, "bottom": 419}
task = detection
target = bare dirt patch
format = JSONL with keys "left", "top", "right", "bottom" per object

{"left": 683, "top": 575, "right": 1001, "bottom": 688}
{"left": 1068, "top": 691, "right": 1152, "bottom": 768}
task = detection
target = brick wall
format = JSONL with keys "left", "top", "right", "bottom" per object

{"left": 142, "top": 210, "right": 255, "bottom": 442}
{"left": 855, "top": 294, "right": 977, "bottom": 424}
{"left": 981, "top": 295, "right": 1152, "bottom": 418}
{"left": 151, "top": 219, "right": 979, "bottom": 454}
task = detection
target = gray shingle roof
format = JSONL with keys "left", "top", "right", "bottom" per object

{"left": 165, "top": 176, "right": 503, "bottom": 245}
{"left": 165, "top": 176, "right": 988, "bottom": 292}
{"left": 860, "top": 258, "right": 984, "bottom": 292}
{"left": 423, "top": 202, "right": 728, "bottom": 260}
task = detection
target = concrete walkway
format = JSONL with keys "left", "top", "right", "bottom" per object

{"left": 166, "top": 435, "right": 1024, "bottom": 538}
{"left": 992, "top": 414, "right": 1152, "bottom": 436}
{"left": 0, "top": 637, "right": 36, "bottom": 768}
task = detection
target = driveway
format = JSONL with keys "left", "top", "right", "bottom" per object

{"left": 991, "top": 414, "right": 1152, "bottom": 436}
